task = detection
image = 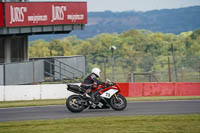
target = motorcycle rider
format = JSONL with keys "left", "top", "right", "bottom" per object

{"left": 81, "top": 67, "right": 104, "bottom": 102}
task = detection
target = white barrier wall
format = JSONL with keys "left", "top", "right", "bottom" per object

{"left": 4, "top": 85, "right": 41, "bottom": 101}
{"left": 0, "top": 84, "right": 79, "bottom": 101}
{"left": 40, "top": 84, "right": 74, "bottom": 99}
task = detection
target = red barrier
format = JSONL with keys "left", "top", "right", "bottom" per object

{"left": 175, "top": 83, "right": 200, "bottom": 96}
{"left": 129, "top": 83, "right": 143, "bottom": 97}
{"left": 143, "top": 83, "right": 175, "bottom": 96}
{"left": 117, "top": 83, "right": 129, "bottom": 97}
{"left": 118, "top": 82, "right": 200, "bottom": 97}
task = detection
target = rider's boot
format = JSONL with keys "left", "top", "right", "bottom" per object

{"left": 83, "top": 91, "right": 95, "bottom": 103}
{"left": 90, "top": 93, "right": 96, "bottom": 103}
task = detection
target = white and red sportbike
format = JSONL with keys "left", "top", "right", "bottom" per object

{"left": 66, "top": 81, "right": 127, "bottom": 113}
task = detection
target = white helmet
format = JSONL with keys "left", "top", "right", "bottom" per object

{"left": 92, "top": 68, "right": 101, "bottom": 77}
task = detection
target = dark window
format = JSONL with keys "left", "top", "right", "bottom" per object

{"left": 11, "top": 37, "right": 25, "bottom": 62}
{"left": 0, "top": 39, "right": 4, "bottom": 63}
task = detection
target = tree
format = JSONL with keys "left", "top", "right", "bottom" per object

{"left": 49, "top": 40, "right": 64, "bottom": 56}
{"left": 29, "top": 40, "right": 50, "bottom": 58}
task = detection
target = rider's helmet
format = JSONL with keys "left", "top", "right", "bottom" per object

{"left": 92, "top": 67, "right": 101, "bottom": 77}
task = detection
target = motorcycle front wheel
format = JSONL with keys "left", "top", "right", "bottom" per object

{"left": 66, "top": 95, "right": 85, "bottom": 113}
{"left": 110, "top": 94, "right": 127, "bottom": 111}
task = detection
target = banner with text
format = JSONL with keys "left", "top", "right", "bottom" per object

{"left": 4, "top": 2, "right": 87, "bottom": 27}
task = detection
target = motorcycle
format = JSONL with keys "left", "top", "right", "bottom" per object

{"left": 66, "top": 81, "right": 127, "bottom": 113}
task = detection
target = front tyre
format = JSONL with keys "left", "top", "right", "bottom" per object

{"left": 66, "top": 95, "right": 85, "bottom": 113}
{"left": 110, "top": 94, "right": 127, "bottom": 111}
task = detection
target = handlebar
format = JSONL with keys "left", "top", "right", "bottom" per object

{"left": 105, "top": 82, "right": 115, "bottom": 87}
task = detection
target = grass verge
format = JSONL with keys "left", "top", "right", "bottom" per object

{"left": 0, "top": 114, "right": 200, "bottom": 133}
{"left": 0, "top": 99, "right": 66, "bottom": 108}
{"left": 0, "top": 96, "right": 200, "bottom": 108}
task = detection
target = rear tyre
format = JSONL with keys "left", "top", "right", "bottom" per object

{"left": 66, "top": 95, "right": 85, "bottom": 113}
{"left": 110, "top": 94, "right": 127, "bottom": 111}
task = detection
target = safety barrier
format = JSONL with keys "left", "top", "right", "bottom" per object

{"left": 0, "top": 82, "right": 199, "bottom": 101}
{"left": 0, "top": 84, "right": 76, "bottom": 101}
{"left": 118, "top": 82, "right": 200, "bottom": 97}
{"left": 117, "top": 83, "right": 129, "bottom": 97}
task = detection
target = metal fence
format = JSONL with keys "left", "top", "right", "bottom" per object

{"left": 33, "top": 56, "right": 85, "bottom": 81}
{"left": 0, "top": 65, "right": 4, "bottom": 85}
{"left": 55, "top": 56, "right": 85, "bottom": 79}
{"left": 0, "top": 56, "right": 86, "bottom": 85}
{"left": 0, "top": 60, "right": 44, "bottom": 85}
{"left": 85, "top": 56, "right": 200, "bottom": 83}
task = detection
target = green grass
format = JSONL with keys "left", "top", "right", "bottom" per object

{"left": 0, "top": 114, "right": 200, "bottom": 133}
{"left": 0, "top": 99, "right": 66, "bottom": 108}
{"left": 0, "top": 96, "right": 200, "bottom": 108}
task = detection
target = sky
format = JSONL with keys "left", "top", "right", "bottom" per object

{"left": 30, "top": 0, "right": 200, "bottom": 12}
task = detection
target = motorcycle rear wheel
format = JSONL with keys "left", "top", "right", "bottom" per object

{"left": 110, "top": 94, "right": 127, "bottom": 111}
{"left": 66, "top": 95, "right": 85, "bottom": 113}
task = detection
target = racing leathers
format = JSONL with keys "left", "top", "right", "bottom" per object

{"left": 81, "top": 73, "right": 104, "bottom": 101}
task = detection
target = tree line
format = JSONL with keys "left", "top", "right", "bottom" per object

{"left": 29, "top": 29, "right": 200, "bottom": 82}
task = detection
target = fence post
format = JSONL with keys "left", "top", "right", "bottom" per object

{"left": 103, "top": 58, "right": 107, "bottom": 81}
{"left": 130, "top": 72, "right": 134, "bottom": 82}
{"left": 32, "top": 59, "right": 35, "bottom": 84}
{"left": 3, "top": 64, "right": 6, "bottom": 85}
{"left": 168, "top": 57, "right": 172, "bottom": 82}
{"left": 111, "top": 53, "right": 115, "bottom": 81}
{"left": 171, "top": 44, "right": 178, "bottom": 82}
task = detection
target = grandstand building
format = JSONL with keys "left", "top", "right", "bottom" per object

{"left": 0, "top": 0, "right": 87, "bottom": 85}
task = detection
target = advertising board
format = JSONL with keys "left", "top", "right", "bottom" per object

{"left": 4, "top": 2, "right": 87, "bottom": 27}
{"left": 0, "top": 3, "right": 3, "bottom": 27}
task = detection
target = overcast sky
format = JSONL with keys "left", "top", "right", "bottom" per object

{"left": 30, "top": 0, "right": 200, "bottom": 12}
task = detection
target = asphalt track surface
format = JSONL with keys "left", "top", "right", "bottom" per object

{"left": 0, "top": 100, "right": 200, "bottom": 122}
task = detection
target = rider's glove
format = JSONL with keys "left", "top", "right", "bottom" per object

{"left": 92, "top": 82, "right": 98, "bottom": 88}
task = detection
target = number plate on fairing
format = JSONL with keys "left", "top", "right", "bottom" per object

{"left": 101, "top": 89, "right": 119, "bottom": 99}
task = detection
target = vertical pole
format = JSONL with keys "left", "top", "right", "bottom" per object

{"left": 181, "top": 67, "right": 184, "bottom": 81}
{"left": 103, "top": 58, "right": 107, "bottom": 81}
{"left": 3, "top": 64, "right": 6, "bottom": 85}
{"left": 32, "top": 59, "right": 35, "bottom": 84}
{"left": 130, "top": 72, "right": 134, "bottom": 82}
{"left": 171, "top": 44, "right": 178, "bottom": 82}
{"left": 110, "top": 46, "right": 116, "bottom": 81}
{"left": 168, "top": 57, "right": 172, "bottom": 82}
{"left": 111, "top": 50, "right": 114, "bottom": 81}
